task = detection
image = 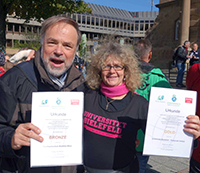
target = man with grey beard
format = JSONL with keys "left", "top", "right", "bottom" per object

{"left": 0, "top": 16, "right": 85, "bottom": 173}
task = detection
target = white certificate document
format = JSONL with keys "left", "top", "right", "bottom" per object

{"left": 143, "top": 87, "right": 197, "bottom": 158}
{"left": 31, "top": 92, "right": 83, "bottom": 167}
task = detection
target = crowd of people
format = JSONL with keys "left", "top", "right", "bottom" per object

{"left": 0, "top": 15, "right": 200, "bottom": 173}
{"left": 173, "top": 41, "right": 200, "bottom": 88}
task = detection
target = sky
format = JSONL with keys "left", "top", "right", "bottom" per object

{"left": 84, "top": 0, "right": 160, "bottom": 12}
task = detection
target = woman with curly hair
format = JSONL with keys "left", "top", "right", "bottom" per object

{"left": 82, "top": 41, "right": 200, "bottom": 173}
{"left": 83, "top": 41, "right": 148, "bottom": 173}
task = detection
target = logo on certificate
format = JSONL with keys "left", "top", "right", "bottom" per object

{"left": 158, "top": 95, "right": 164, "bottom": 100}
{"left": 41, "top": 99, "right": 48, "bottom": 105}
{"left": 167, "top": 94, "right": 180, "bottom": 106}
{"left": 56, "top": 98, "right": 61, "bottom": 105}
{"left": 185, "top": 98, "right": 193, "bottom": 103}
{"left": 39, "top": 99, "right": 49, "bottom": 107}
{"left": 172, "top": 95, "right": 177, "bottom": 102}
{"left": 71, "top": 99, "right": 80, "bottom": 105}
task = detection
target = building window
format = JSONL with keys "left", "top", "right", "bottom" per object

{"left": 131, "top": 24, "right": 134, "bottom": 31}
{"left": 21, "top": 25, "right": 25, "bottom": 33}
{"left": 72, "top": 14, "right": 76, "bottom": 22}
{"left": 82, "top": 16, "right": 86, "bottom": 24}
{"left": 78, "top": 15, "right": 81, "bottom": 23}
{"left": 104, "top": 19, "right": 107, "bottom": 27}
{"left": 145, "top": 23, "right": 149, "bottom": 31}
{"left": 8, "top": 23, "right": 13, "bottom": 31}
{"left": 175, "top": 20, "right": 179, "bottom": 41}
{"left": 20, "top": 40, "right": 25, "bottom": 44}
{"left": 96, "top": 18, "right": 99, "bottom": 26}
{"left": 135, "top": 24, "right": 138, "bottom": 31}
{"left": 91, "top": 17, "right": 95, "bottom": 25}
{"left": 112, "top": 21, "right": 115, "bottom": 28}
{"left": 87, "top": 16, "right": 90, "bottom": 25}
{"left": 100, "top": 19, "right": 103, "bottom": 26}
{"left": 33, "top": 26, "right": 38, "bottom": 33}
{"left": 124, "top": 23, "right": 127, "bottom": 30}
{"left": 15, "top": 24, "right": 20, "bottom": 32}
{"left": 116, "top": 21, "right": 120, "bottom": 28}
{"left": 140, "top": 23, "right": 144, "bottom": 31}
{"left": 38, "top": 27, "right": 41, "bottom": 34}
{"left": 27, "top": 26, "right": 32, "bottom": 33}
{"left": 108, "top": 20, "right": 112, "bottom": 28}
{"left": 120, "top": 22, "right": 123, "bottom": 29}
{"left": 127, "top": 23, "right": 130, "bottom": 30}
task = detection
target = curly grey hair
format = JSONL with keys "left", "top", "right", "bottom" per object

{"left": 86, "top": 42, "right": 142, "bottom": 93}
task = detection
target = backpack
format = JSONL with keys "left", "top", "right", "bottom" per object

{"left": 172, "top": 48, "right": 178, "bottom": 61}
{"left": 171, "top": 49, "right": 177, "bottom": 68}
{"left": 171, "top": 46, "right": 182, "bottom": 69}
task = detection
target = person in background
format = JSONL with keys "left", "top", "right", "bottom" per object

{"left": 0, "top": 52, "right": 5, "bottom": 77}
{"left": 9, "top": 47, "right": 35, "bottom": 64}
{"left": 186, "top": 63, "right": 200, "bottom": 173}
{"left": 133, "top": 39, "right": 172, "bottom": 173}
{"left": 83, "top": 41, "right": 200, "bottom": 173}
{"left": 0, "top": 15, "right": 85, "bottom": 173}
{"left": 5, "top": 53, "right": 11, "bottom": 63}
{"left": 189, "top": 43, "right": 200, "bottom": 66}
{"left": 175, "top": 40, "right": 191, "bottom": 88}
{"left": 3, "top": 53, "right": 14, "bottom": 71}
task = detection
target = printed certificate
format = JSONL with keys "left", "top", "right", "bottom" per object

{"left": 31, "top": 92, "right": 83, "bottom": 167}
{"left": 143, "top": 87, "right": 197, "bottom": 158}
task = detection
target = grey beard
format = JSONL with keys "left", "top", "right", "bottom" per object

{"left": 40, "top": 47, "right": 75, "bottom": 78}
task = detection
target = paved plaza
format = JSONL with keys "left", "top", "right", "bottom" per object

{"left": 146, "top": 156, "right": 189, "bottom": 173}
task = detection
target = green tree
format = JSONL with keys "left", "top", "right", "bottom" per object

{"left": 0, "top": 0, "right": 92, "bottom": 50}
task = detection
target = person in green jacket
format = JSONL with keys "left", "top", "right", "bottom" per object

{"left": 134, "top": 39, "right": 172, "bottom": 173}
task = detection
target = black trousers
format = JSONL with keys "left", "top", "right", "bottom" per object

{"left": 190, "top": 157, "right": 200, "bottom": 173}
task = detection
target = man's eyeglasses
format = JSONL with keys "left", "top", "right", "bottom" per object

{"left": 102, "top": 65, "right": 124, "bottom": 71}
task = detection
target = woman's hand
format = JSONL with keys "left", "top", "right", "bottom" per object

{"left": 184, "top": 115, "right": 200, "bottom": 139}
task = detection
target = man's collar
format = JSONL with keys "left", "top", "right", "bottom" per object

{"left": 48, "top": 71, "right": 68, "bottom": 89}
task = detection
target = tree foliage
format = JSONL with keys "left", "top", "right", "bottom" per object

{"left": 0, "top": 0, "right": 92, "bottom": 50}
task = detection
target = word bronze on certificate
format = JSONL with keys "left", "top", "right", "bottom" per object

{"left": 31, "top": 92, "right": 83, "bottom": 167}
{"left": 143, "top": 87, "right": 197, "bottom": 158}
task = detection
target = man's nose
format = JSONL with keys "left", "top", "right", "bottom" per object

{"left": 54, "top": 44, "right": 63, "bottom": 55}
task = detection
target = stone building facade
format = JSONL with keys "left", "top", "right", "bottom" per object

{"left": 5, "top": 3, "right": 158, "bottom": 49}
{"left": 146, "top": 0, "right": 200, "bottom": 68}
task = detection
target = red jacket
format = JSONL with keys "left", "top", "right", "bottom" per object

{"left": 186, "top": 63, "right": 200, "bottom": 163}
{"left": 0, "top": 67, "right": 5, "bottom": 77}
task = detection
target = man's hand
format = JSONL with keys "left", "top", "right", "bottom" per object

{"left": 11, "top": 123, "right": 43, "bottom": 150}
{"left": 184, "top": 115, "right": 200, "bottom": 139}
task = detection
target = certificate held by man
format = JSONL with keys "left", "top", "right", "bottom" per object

{"left": 31, "top": 92, "right": 83, "bottom": 167}
{"left": 143, "top": 87, "right": 197, "bottom": 158}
